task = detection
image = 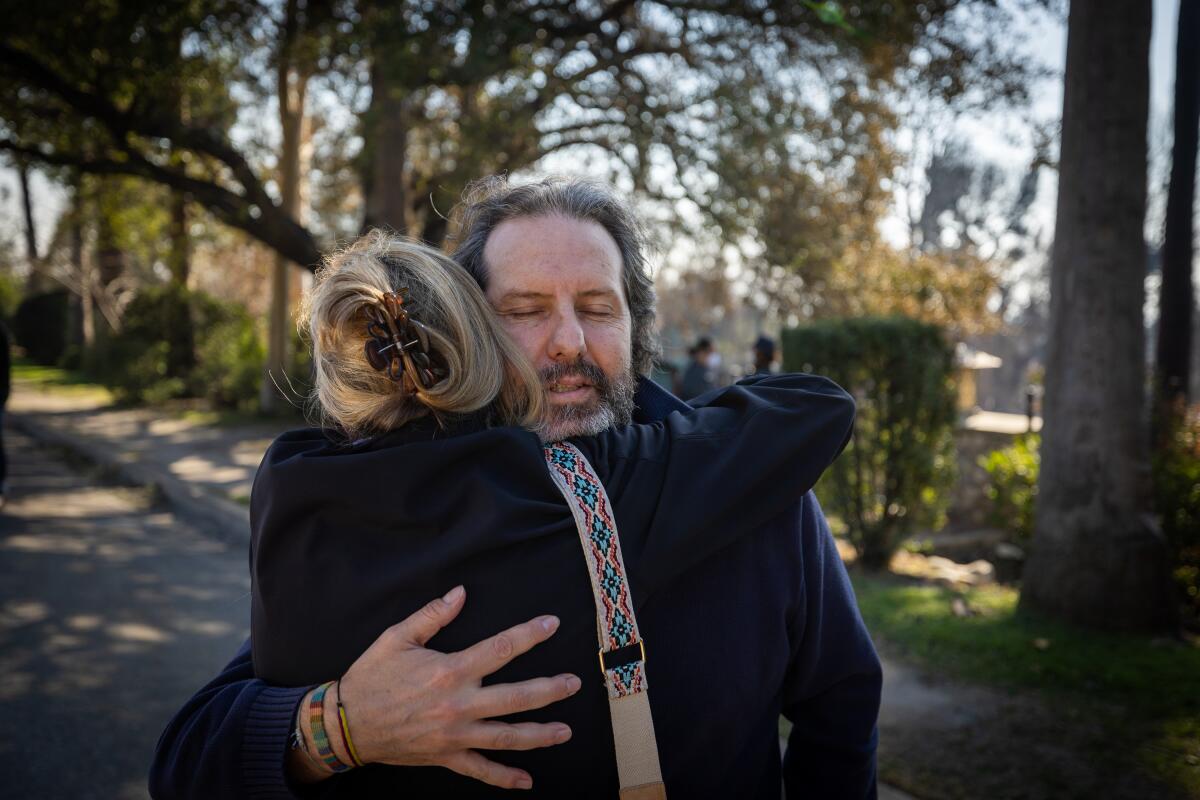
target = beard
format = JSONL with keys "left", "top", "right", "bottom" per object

{"left": 537, "top": 357, "right": 636, "bottom": 442}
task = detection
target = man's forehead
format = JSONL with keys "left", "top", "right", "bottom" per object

{"left": 483, "top": 215, "right": 624, "bottom": 292}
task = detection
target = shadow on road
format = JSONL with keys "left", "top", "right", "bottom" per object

{"left": 0, "top": 427, "right": 251, "bottom": 799}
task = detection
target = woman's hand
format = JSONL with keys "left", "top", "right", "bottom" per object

{"left": 293, "top": 585, "right": 580, "bottom": 791}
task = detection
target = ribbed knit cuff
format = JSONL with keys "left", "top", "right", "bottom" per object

{"left": 243, "top": 684, "right": 313, "bottom": 800}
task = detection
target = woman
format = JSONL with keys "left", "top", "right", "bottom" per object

{"left": 251, "top": 232, "right": 856, "bottom": 796}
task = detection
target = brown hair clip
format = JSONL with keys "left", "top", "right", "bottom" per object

{"left": 363, "top": 289, "right": 446, "bottom": 393}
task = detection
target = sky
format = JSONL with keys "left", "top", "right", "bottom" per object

{"left": 0, "top": 0, "right": 1187, "bottom": 269}
{"left": 877, "top": 0, "right": 1181, "bottom": 251}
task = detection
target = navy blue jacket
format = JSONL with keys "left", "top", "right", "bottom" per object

{"left": 150, "top": 377, "right": 881, "bottom": 799}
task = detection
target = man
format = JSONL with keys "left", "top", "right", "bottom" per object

{"left": 0, "top": 319, "right": 9, "bottom": 508}
{"left": 150, "top": 176, "right": 881, "bottom": 799}
{"left": 679, "top": 336, "right": 718, "bottom": 400}
{"left": 751, "top": 335, "right": 777, "bottom": 377}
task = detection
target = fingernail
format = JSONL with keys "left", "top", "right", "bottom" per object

{"left": 443, "top": 585, "right": 464, "bottom": 604}
{"left": 564, "top": 674, "right": 581, "bottom": 694}
{"left": 515, "top": 776, "right": 533, "bottom": 790}
{"left": 540, "top": 615, "right": 559, "bottom": 633}
{"left": 555, "top": 725, "right": 572, "bottom": 743}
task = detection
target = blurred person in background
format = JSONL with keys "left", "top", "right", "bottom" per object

{"left": 0, "top": 319, "right": 10, "bottom": 509}
{"left": 679, "top": 336, "right": 718, "bottom": 400}
{"left": 751, "top": 335, "right": 777, "bottom": 377}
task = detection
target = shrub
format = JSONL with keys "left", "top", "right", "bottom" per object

{"left": 108, "top": 285, "right": 202, "bottom": 402}
{"left": 14, "top": 291, "right": 70, "bottom": 366}
{"left": 980, "top": 433, "right": 1039, "bottom": 543}
{"left": 194, "top": 307, "right": 266, "bottom": 410}
{"left": 1153, "top": 408, "right": 1200, "bottom": 628}
{"left": 783, "top": 316, "right": 958, "bottom": 568}
{"left": 0, "top": 271, "right": 23, "bottom": 321}
{"left": 106, "top": 284, "right": 265, "bottom": 409}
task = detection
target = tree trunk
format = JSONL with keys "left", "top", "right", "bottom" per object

{"left": 262, "top": 0, "right": 311, "bottom": 413}
{"left": 165, "top": 28, "right": 191, "bottom": 289}
{"left": 17, "top": 161, "right": 37, "bottom": 263}
{"left": 17, "top": 161, "right": 46, "bottom": 293}
{"left": 168, "top": 191, "right": 190, "bottom": 287}
{"left": 72, "top": 186, "right": 92, "bottom": 350}
{"left": 1154, "top": 0, "right": 1199, "bottom": 431}
{"left": 360, "top": 60, "right": 411, "bottom": 235}
{"left": 1020, "top": 0, "right": 1175, "bottom": 633}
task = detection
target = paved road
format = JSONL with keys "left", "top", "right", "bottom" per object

{"left": 0, "top": 426, "right": 250, "bottom": 799}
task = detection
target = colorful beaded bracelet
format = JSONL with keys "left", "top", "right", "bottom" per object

{"left": 309, "top": 681, "right": 353, "bottom": 773}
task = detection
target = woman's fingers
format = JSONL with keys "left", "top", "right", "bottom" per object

{"left": 451, "top": 614, "right": 561, "bottom": 677}
{"left": 441, "top": 749, "right": 535, "bottom": 790}
{"left": 390, "top": 585, "right": 467, "bottom": 647}
{"left": 467, "top": 674, "right": 583, "bottom": 719}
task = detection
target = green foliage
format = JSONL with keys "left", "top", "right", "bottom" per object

{"left": 108, "top": 284, "right": 205, "bottom": 402}
{"left": 194, "top": 307, "right": 265, "bottom": 411}
{"left": 783, "top": 317, "right": 958, "bottom": 568}
{"left": 284, "top": 322, "right": 314, "bottom": 405}
{"left": 1153, "top": 410, "right": 1200, "bottom": 627}
{"left": 106, "top": 284, "right": 264, "bottom": 409}
{"left": 0, "top": 271, "right": 22, "bottom": 321}
{"left": 1, "top": 0, "right": 1047, "bottom": 270}
{"left": 980, "top": 433, "right": 1040, "bottom": 543}
{"left": 13, "top": 291, "right": 70, "bottom": 366}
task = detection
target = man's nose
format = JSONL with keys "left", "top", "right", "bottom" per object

{"left": 547, "top": 309, "right": 586, "bottom": 363}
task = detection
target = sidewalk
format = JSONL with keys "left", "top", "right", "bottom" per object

{"left": 8, "top": 381, "right": 285, "bottom": 543}
{"left": 9, "top": 377, "right": 920, "bottom": 800}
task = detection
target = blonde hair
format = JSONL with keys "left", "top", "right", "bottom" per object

{"left": 300, "top": 231, "right": 545, "bottom": 439}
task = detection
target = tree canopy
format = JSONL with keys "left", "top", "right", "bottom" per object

{"left": 1, "top": 0, "right": 1049, "bottom": 288}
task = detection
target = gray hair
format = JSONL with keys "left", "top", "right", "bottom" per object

{"left": 449, "top": 176, "right": 661, "bottom": 376}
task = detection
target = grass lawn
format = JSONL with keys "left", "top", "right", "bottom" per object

{"left": 851, "top": 569, "right": 1200, "bottom": 797}
{"left": 12, "top": 360, "right": 114, "bottom": 403}
{"left": 12, "top": 359, "right": 302, "bottom": 427}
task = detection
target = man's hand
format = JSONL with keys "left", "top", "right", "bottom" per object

{"left": 293, "top": 585, "right": 580, "bottom": 790}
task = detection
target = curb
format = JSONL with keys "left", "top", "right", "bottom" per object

{"left": 10, "top": 411, "right": 251, "bottom": 546}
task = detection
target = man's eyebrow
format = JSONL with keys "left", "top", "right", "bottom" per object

{"left": 577, "top": 289, "right": 621, "bottom": 300}
{"left": 494, "top": 289, "right": 621, "bottom": 303}
{"left": 494, "top": 290, "right": 552, "bottom": 303}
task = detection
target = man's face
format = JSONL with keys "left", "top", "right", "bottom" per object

{"left": 483, "top": 214, "right": 635, "bottom": 440}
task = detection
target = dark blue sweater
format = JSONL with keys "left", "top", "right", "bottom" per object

{"left": 150, "top": 378, "right": 881, "bottom": 799}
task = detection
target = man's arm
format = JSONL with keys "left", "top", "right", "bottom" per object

{"left": 150, "top": 589, "right": 578, "bottom": 799}
{"left": 580, "top": 373, "right": 856, "bottom": 595}
{"left": 781, "top": 492, "right": 882, "bottom": 800}
{"left": 149, "top": 637, "right": 308, "bottom": 800}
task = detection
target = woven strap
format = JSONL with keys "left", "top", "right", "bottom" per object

{"left": 544, "top": 442, "right": 667, "bottom": 799}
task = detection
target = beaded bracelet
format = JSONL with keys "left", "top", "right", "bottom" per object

{"left": 335, "top": 679, "right": 365, "bottom": 768}
{"left": 289, "top": 713, "right": 324, "bottom": 772}
{"left": 309, "top": 681, "right": 354, "bottom": 773}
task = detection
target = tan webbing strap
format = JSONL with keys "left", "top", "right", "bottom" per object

{"left": 544, "top": 442, "right": 667, "bottom": 800}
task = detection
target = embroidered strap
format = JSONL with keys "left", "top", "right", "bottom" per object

{"left": 544, "top": 442, "right": 667, "bottom": 800}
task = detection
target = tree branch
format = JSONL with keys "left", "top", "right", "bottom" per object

{"left": 0, "top": 138, "right": 323, "bottom": 269}
{"left": 0, "top": 42, "right": 280, "bottom": 217}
